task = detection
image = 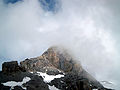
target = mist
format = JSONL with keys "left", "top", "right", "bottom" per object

{"left": 0, "top": 0, "right": 120, "bottom": 89}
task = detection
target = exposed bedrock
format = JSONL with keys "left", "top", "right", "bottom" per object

{"left": 0, "top": 46, "right": 113, "bottom": 90}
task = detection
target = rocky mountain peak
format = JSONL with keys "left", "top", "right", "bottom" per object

{"left": 20, "top": 46, "right": 83, "bottom": 74}
{"left": 0, "top": 46, "right": 113, "bottom": 90}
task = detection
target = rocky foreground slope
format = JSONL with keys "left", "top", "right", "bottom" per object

{"left": 0, "top": 46, "right": 113, "bottom": 90}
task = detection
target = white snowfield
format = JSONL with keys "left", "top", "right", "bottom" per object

{"left": 31, "top": 72, "right": 64, "bottom": 83}
{"left": 2, "top": 77, "right": 31, "bottom": 89}
{"left": 48, "top": 85, "right": 59, "bottom": 90}
{"left": 100, "top": 81, "right": 115, "bottom": 89}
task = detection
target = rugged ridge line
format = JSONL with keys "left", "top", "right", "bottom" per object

{"left": 0, "top": 46, "right": 113, "bottom": 90}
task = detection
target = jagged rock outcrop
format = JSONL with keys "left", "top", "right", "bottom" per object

{"left": 25, "top": 76, "right": 49, "bottom": 90}
{"left": 0, "top": 69, "right": 49, "bottom": 90}
{"left": 0, "top": 46, "right": 112, "bottom": 90}
{"left": 40, "top": 46, "right": 83, "bottom": 73}
{"left": 20, "top": 46, "right": 104, "bottom": 89}
{"left": 50, "top": 72, "right": 94, "bottom": 90}
{"left": 20, "top": 46, "right": 82, "bottom": 74}
{"left": 2, "top": 61, "right": 26, "bottom": 73}
{"left": 0, "top": 61, "right": 49, "bottom": 90}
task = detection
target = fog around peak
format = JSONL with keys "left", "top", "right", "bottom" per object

{"left": 0, "top": 0, "right": 120, "bottom": 89}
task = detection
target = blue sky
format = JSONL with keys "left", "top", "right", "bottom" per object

{"left": 3, "top": 0, "right": 59, "bottom": 12}
{"left": 4, "top": 0, "right": 22, "bottom": 4}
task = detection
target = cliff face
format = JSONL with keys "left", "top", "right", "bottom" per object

{"left": 0, "top": 46, "right": 112, "bottom": 90}
{"left": 20, "top": 46, "right": 82, "bottom": 74}
{"left": 2, "top": 61, "right": 26, "bottom": 73}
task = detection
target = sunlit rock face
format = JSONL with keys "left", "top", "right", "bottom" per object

{"left": 41, "top": 46, "right": 83, "bottom": 73}
{"left": 20, "top": 46, "right": 83, "bottom": 74}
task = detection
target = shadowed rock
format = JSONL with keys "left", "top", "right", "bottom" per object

{"left": 20, "top": 46, "right": 104, "bottom": 89}
{"left": 0, "top": 46, "right": 112, "bottom": 90}
{"left": 12, "top": 86, "right": 24, "bottom": 90}
{"left": 2, "top": 61, "right": 26, "bottom": 74}
{"left": 0, "top": 83, "right": 10, "bottom": 90}
{"left": 41, "top": 46, "right": 83, "bottom": 73}
{"left": 25, "top": 76, "right": 49, "bottom": 90}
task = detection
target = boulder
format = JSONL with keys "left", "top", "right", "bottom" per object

{"left": 12, "top": 86, "right": 24, "bottom": 90}
{"left": 2, "top": 61, "right": 26, "bottom": 73}
{"left": 25, "top": 75, "right": 49, "bottom": 90}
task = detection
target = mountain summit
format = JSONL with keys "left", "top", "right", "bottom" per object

{"left": 0, "top": 46, "right": 112, "bottom": 90}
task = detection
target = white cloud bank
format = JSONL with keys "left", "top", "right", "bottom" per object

{"left": 0, "top": 0, "right": 120, "bottom": 89}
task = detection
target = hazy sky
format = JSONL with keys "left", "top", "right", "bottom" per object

{"left": 0, "top": 0, "right": 120, "bottom": 89}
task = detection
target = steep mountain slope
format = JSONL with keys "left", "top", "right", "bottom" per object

{"left": 0, "top": 46, "right": 112, "bottom": 90}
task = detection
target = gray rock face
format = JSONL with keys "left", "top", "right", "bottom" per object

{"left": 50, "top": 72, "right": 113, "bottom": 90}
{"left": 0, "top": 71, "right": 49, "bottom": 90}
{"left": 20, "top": 58, "right": 54, "bottom": 73}
{"left": 12, "top": 86, "right": 24, "bottom": 90}
{"left": 50, "top": 72, "right": 95, "bottom": 90}
{"left": 2, "top": 61, "right": 26, "bottom": 73}
{"left": 40, "top": 46, "right": 83, "bottom": 73}
{"left": 20, "top": 46, "right": 104, "bottom": 89}
{"left": 25, "top": 76, "right": 49, "bottom": 90}
{"left": 0, "top": 46, "right": 112, "bottom": 90}
{"left": 20, "top": 46, "right": 82, "bottom": 74}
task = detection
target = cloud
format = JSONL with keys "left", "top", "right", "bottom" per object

{"left": 0, "top": 0, "right": 120, "bottom": 89}
{"left": 3, "top": 0, "right": 22, "bottom": 4}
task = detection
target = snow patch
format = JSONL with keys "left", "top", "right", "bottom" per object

{"left": 2, "top": 77, "right": 31, "bottom": 89}
{"left": 100, "top": 81, "right": 115, "bottom": 89}
{"left": 48, "top": 85, "right": 59, "bottom": 90}
{"left": 31, "top": 72, "right": 64, "bottom": 83}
